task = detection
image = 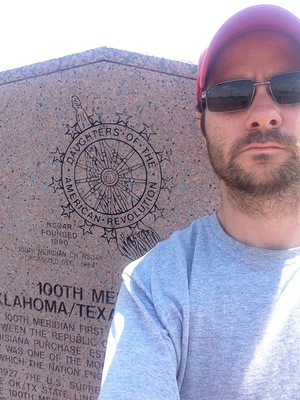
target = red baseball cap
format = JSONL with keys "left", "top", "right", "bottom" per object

{"left": 196, "top": 5, "right": 300, "bottom": 104}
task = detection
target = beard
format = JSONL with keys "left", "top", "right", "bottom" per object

{"left": 206, "top": 129, "right": 300, "bottom": 198}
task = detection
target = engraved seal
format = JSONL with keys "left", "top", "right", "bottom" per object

{"left": 61, "top": 123, "right": 162, "bottom": 229}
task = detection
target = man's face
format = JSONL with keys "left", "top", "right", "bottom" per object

{"left": 203, "top": 31, "right": 300, "bottom": 197}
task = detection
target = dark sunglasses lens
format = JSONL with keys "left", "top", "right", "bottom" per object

{"left": 207, "top": 80, "right": 253, "bottom": 112}
{"left": 271, "top": 72, "right": 300, "bottom": 104}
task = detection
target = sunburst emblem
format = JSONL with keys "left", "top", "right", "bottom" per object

{"left": 50, "top": 95, "right": 175, "bottom": 260}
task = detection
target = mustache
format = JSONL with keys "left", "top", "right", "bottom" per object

{"left": 230, "top": 129, "right": 298, "bottom": 155}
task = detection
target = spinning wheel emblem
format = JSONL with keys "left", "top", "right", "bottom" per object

{"left": 62, "top": 124, "right": 162, "bottom": 229}
{"left": 50, "top": 96, "right": 172, "bottom": 260}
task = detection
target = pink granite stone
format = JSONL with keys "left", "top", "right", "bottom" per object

{"left": 0, "top": 46, "right": 220, "bottom": 398}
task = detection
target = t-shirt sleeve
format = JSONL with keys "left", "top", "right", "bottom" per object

{"left": 99, "top": 265, "right": 182, "bottom": 399}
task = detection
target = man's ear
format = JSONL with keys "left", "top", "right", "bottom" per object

{"left": 195, "top": 110, "right": 202, "bottom": 129}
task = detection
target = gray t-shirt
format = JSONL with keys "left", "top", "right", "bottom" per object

{"left": 100, "top": 213, "right": 300, "bottom": 399}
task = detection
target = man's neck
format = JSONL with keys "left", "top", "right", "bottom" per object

{"left": 218, "top": 184, "right": 300, "bottom": 250}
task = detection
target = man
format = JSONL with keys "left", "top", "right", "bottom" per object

{"left": 100, "top": 5, "right": 300, "bottom": 399}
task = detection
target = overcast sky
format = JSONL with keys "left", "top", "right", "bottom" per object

{"left": 1, "top": 0, "right": 299, "bottom": 72}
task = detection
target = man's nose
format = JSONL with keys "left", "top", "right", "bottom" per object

{"left": 246, "top": 86, "right": 283, "bottom": 130}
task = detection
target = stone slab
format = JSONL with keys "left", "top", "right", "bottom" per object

{"left": 0, "top": 47, "right": 221, "bottom": 399}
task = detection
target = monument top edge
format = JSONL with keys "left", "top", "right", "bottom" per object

{"left": 0, "top": 46, "right": 197, "bottom": 86}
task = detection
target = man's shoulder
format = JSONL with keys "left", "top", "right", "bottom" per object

{"left": 161, "top": 212, "right": 216, "bottom": 251}
{"left": 124, "top": 213, "right": 216, "bottom": 279}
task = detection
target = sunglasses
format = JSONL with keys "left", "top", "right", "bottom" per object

{"left": 201, "top": 71, "right": 300, "bottom": 112}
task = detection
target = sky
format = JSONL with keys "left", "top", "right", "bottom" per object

{"left": 1, "top": 0, "right": 299, "bottom": 72}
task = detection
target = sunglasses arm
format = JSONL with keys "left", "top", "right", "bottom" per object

{"left": 199, "top": 91, "right": 207, "bottom": 112}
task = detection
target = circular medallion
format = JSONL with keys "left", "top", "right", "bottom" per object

{"left": 62, "top": 123, "right": 162, "bottom": 228}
